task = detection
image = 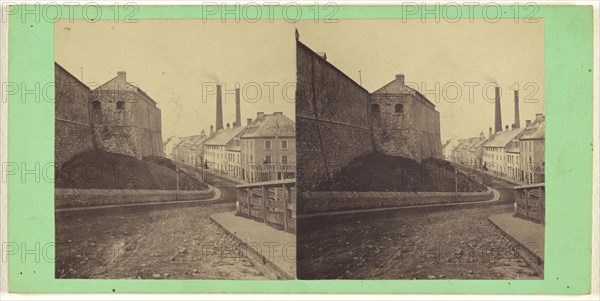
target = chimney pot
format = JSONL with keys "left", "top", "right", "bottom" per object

{"left": 536, "top": 113, "right": 544, "bottom": 120}
{"left": 505, "top": 125, "right": 509, "bottom": 130}
{"left": 395, "top": 74, "right": 405, "bottom": 84}
{"left": 117, "top": 71, "right": 126, "bottom": 81}
{"left": 226, "top": 123, "right": 230, "bottom": 129}
{"left": 526, "top": 120, "right": 532, "bottom": 127}
{"left": 247, "top": 118, "right": 252, "bottom": 126}
{"left": 257, "top": 112, "right": 265, "bottom": 119}
{"left": 488, "top": 127, "right": 493, "bottom": 138}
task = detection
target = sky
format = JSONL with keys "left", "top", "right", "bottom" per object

{"left": 296, "top": 19, "right": 545, "bottom": 141}
{"left": 56, "top": 18, "right": 544, "bottom": 142}
{"left": 55, "top": 19, "right": 297, "bottom": 139}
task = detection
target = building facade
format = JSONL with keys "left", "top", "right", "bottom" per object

{"left": 519, "top": 114, "right": 545, "bottom": 184}
{"left": 91, "top": 71, "right": 164, "bottom": 159}
{"left": 482, "top": 126, "right": 525, "bottom": 176}
{"left": 370, "top": 74, "right": 443, "bottom": 162}
{"left": 204, "top": 124, "right": 246, "bottom": 173}
{"left": 241, "top": 112, "right": 296, "bottom": 183}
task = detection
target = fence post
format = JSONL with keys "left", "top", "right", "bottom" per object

{"left": 525, "top": 189, "right": 530, "bottom": 219}
{"left": 246, "top": 187, "right": 251, "bottom": 216}
{"left": 283, "top": 184, "right": 290, "bottom": 232}
{"left": 262, "top": 185, "right": 269, "bottom": 225}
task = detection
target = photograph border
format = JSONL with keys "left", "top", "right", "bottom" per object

{"left": 6, "top": 4, "right": 594, "bottom": 294}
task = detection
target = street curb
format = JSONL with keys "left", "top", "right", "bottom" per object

{"left": 208, "top": 215, "right": 293, "bottom": 280}
{"left": 487, "top": 215, "right": 544, "bottom": 276}
{"left": 55, "top": 185, "right": 223, "bottom": 212}
{"left": 298, "top": 188, "right": 501, "bottom": 218}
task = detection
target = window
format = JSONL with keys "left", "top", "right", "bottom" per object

{"left": 371, "top": 103, "right": 380, "bottom": 113}
{"left": 281, "top": 155, "right": 288, "bottom": 165}
{"left": 92, "top": 100, "right": 101, "bottom": 109}
{"left": 281, "top": 140, "right": 288, "bottom": 149}
{"left": 116, "top": 101, "right": 125, "bottom": 110}
{"left": 264, "top": 155, "right": 272, "bottom": 164}
{"left": 265, "top": 140, "right": 272, "bottom": 150}
{"left": 395, "top": 103, "right": 404, "bottom": 113}
{"left": 370, "top": 103, "right": 381, "bottom": 127}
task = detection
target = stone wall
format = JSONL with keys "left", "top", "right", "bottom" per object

{"left": 370, "top": 91, "right": 442, "bottom": 162}
{"left": 296, "top": 40, "right": 373, "bottom": 190}
{"left": 54, "top": 64, "right": 95, "bottom": 167}
{"left": 92, "top": 82, "right": 164, "bottom": 159}
{"left": 298, "top": 188, "right": 493, "bottom": 214}
{"left": 55, "top": 187, "right": 215, "bottom": 209}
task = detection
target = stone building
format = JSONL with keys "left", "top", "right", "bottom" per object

{"left": 482, "top": 126, "right": 525, "bottom": 176}
{"left": 164, "top": 136, "right": 182, "bottom": 160}
{"left": 92, "top": 71, "right": 164, "bottom": 158}
{"left": 172, "top": 133, "right": 208, "bottom": 166}
{"left": 295, "top": 37, "right": 442, "bottom": 190}
{"left": 370, "top": 74, "right": 442, "bottom": 161}
{"left": 519, "top": 114, "right": 545, "bottom": 183}
{"left": 204, "top": 124, "right": 246, "bottom": 173}
{"left": 506, "top": 140, "right": 521, "bottom": 181}
{"left": 55, "top": 63, "right": 164, "bottom": 167}
{"left": 240, "top": 112, "right": 296, "bottom": 183}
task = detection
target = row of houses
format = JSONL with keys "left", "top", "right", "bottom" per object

{"left": 164, "top": 112, "right": 296, "bottom": 183}
{"left": 444, "top": 113, "right": 545, "bottom": 184}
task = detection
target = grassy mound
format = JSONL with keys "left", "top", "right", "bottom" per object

{"left": 56, "top": 151, "right": 207, "bottom": 190}
{"left": 315, "top": 152, "right": 486, "bottom": 192}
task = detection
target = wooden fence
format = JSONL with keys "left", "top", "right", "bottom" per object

{"left": 514, "top": 183, "right": 545, "bottom": 224}
{"left": 236, "top": 179, "right": 296, "bottom": 233}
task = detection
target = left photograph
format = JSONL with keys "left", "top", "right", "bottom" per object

{"left": 54, "top": 20, "right": 297, "bottom": 279}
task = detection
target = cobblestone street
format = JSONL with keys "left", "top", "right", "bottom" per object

{"left": 298, "top": 174, "right": 542, "bottom": 280}
{"left": 55, "top": 171, "right": 276, "bottom": 280}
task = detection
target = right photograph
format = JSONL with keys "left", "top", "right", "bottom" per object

{"left": 295, "top": 19, "right": 545, "bottom": 280}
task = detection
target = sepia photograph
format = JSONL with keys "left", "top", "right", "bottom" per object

{"left": 53, "top": 19, "right": 297, "bottom": 280}
{"left": 295, "top": 19, "right": 545, "bottom": 280}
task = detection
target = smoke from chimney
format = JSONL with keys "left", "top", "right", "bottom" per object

{"left": 235, "top": 88, "right": 241, "bottom": 128}
{"left": 514, "top": 90, "right": 521, "bottom": 129}
{"left": 216, "top": 85, "right": 224, "bottom": 131}
{"left": 494, "top": 86, "right": 502, "bottom": 133}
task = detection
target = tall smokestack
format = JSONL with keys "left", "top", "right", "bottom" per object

{"left": 494, "top": 86, "right": 502, "bottom": 133}
{"left": 514, "top": 90, "right": 520, "bottom": 128}
{"left": 235, "top": 88, "right": 241, "bottom": 128}
{"left": 216, "top": 84, "right": 224, "bottom": 131}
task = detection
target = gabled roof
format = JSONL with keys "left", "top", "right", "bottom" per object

{"left": 456, "top": 137, "right": 481, "bottom": 152}
{"left": 94, "top": 73, "right": 158, "bottom": 105}
{"left": 521, "top": 115, "right": 545, "bottom": 140}
{"left": 506, "top": 140, "right": 520, "bottom": 153}
{"left": 483, "top": 127, "right": 525, "bottom": 148}
{"left": 242, "top": 113, "right": 295, "bottom": 139}
{"left": 190, "top": 135, "right": 209, "bottom": 150}
{"left": 205, "top": 126, "right": 246, "bottom": 146}
{"left": 371, "top": 76, "right": 436, "bottom": 108}
{"left": 175, "top": 135, "right": 203, "bottom": 150}
{"left": 470, "top": 138, "right": 488, "bottom": 152}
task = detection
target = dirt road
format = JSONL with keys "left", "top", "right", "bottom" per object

{"left": 55, "top": 172, "right": 276, "bottom": 280}
{"left": 297, "top": 173, "right": 541, "bottom": 280}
